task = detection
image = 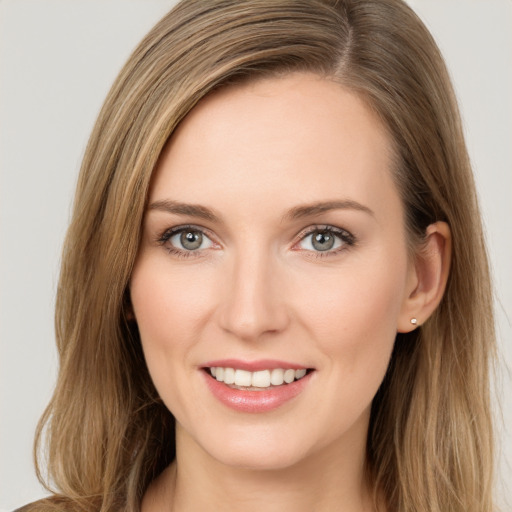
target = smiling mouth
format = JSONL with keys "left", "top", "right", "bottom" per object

{"left": 204, "top": 367, "right": 314, "bottom": 391}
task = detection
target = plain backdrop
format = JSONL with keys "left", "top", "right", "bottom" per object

{"left": 0, "top": 0, "right": 511, "bottom": 509}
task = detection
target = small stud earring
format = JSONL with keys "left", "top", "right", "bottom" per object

{"left": 410, "top": 318, "right": 418, "bottom": 325}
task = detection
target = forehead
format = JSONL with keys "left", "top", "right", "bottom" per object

{"left": 150, "top": 73, "right": 399, "bottom": 221}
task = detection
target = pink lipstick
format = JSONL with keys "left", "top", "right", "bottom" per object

{"left": 201, "top": 359, "right": 314, "bottom": 413}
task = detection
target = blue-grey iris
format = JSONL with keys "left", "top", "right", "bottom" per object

{"left": 312, "top": 231, "right": 335, "bottom": 251}
{"left": 181, "top": 230, "right": 202, "bottom": 250}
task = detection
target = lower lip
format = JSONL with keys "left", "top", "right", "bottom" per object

{"left": 202, "top": 370, "right": 313, "bottom": 413}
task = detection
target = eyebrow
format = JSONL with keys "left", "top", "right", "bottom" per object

{"left": 148, "top": 199, "right": 221, "bottom": 222}
{"left": 147, "top": 199, "right": 374, "bottom": 223}
{"left": 283, "top": 200, "right": 374, "bottom": 221}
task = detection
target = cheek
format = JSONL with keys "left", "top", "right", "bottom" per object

{"left": 129, "top": 256, "right": 217, "bottom": 386}
{"left": 291, "top": 251, "right": 407, "bottom": 368}
{"left": 288, "top": 253, "right": 407, "bottom": 439}
{"left": 129, "top": 256, "right": 222, "bottom": 418}
{"left": 131, "top": 257, "right": 209, "bottom": 340}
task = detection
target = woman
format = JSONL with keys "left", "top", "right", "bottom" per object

{"left": 20, "top": 0, "right": 496, "bottom": 511}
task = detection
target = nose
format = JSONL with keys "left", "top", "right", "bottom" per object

{"left": 218, "top": 249, "right": 290, "bottom": 342}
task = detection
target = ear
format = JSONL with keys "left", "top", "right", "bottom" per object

{"left": 397, "top": 221, "right": 452, "bottom": 333}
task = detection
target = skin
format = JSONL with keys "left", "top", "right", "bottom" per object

{"left": 131, "top": 73, "right": 451, "bottom": 512}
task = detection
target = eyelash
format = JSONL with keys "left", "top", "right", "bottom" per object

{"left": 156, "top": 224, "right": 213, "bottom": 259}
{"left": 295, "top": 225, "right": 356, "bottom": 259}
{"left": 156, "top": 224, "right": 356, "bottom": 260}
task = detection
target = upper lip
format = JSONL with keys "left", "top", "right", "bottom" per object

{"left": 202, "top": 359, "right": 311, "bottom": 372}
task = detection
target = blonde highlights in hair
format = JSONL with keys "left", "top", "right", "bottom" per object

{"left": 30, "top": 1, "right": 495, "bottom": 511}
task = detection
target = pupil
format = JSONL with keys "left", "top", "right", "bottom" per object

{"left": 312, "top": 231, "right": 334, "bottom": 251}
{"left": 181, "top": 231, "right": 202, "bottom": 250}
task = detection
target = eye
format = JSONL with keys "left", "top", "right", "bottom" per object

{"left": 170, "top": 229, "right": 212, "bottom": 251}
{"left": 158, "top": 226, "right": 216, "bottom": 256}
{"left": 297, "top": 226, "right": 355, "bottom": 254}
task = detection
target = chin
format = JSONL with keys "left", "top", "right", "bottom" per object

{"left": 209, "top": 442, "right": 309, "bottom": 471}
{"left": 182, "top": 421, "right": 313, "bottom": 471}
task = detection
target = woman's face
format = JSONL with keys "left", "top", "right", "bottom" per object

{"left": 130, "top": 73, "right": 417, "bottom": 470}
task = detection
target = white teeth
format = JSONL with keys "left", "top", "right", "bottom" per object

{"left": 283, "top": 369, "right": 295, "bottom": 383}
{"left": 209, "top": 366, "right": 309, "bottom": 388}
{"left": 295, "top": 369, "right": 307, "bottom": 379}
{"left": 223, "top": 367, "right": 235, "bottom": 385}
{"left": 234, "top": 369, "right": 252, "bottom": 387}
{"left": 252, "top": 370, "right": 271, "bottom": 388}
{"left": 270, "top": 368, "right": 284, "bottom": 385}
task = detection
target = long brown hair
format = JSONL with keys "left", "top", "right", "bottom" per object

{"left": 30, "top": 1, "right": 496, "bottom": 511}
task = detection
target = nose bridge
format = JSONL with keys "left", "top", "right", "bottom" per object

{"left": 218, "top": 241, "right": 288, "bottom": 341}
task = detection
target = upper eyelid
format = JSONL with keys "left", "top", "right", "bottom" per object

{"left": 159, "top": 224, "right": 216, "bottom": 241}
{"left": 157, "top": 223, "right": 354, "bottom": 250}
{"left": 293, "top": 224, "right": 353, "bottom": 241}
{"left": 159, "top": 223, "right": 350, "bottom": 237}
{"left": 294, "top": 224, "right": 356, "bottom": 253}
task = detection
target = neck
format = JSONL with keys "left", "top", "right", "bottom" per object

{"left": 143, "top": 412, "right": 378, "bottom": 512}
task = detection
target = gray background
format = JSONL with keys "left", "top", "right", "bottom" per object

{"left": 1, "top": 0, "right": 511, "bottom": 509}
